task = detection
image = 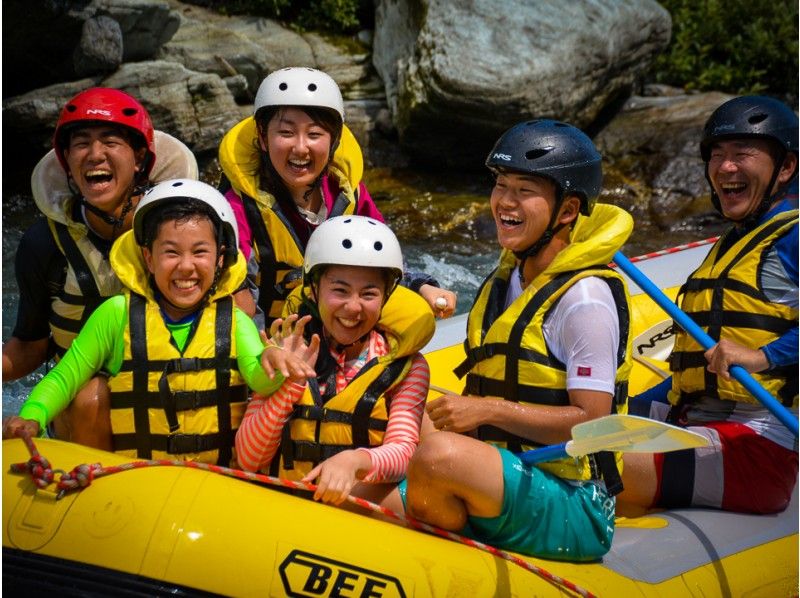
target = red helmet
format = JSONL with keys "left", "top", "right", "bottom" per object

{"left": 53, "top": 87, "right": 156, "bottom": 176}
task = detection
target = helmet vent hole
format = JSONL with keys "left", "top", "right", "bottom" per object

{"left": 554, "top": 122, "right": 568, "bottom": 128}
{"left": 748, "top": 113, "right": 768, "bottom": 125}
{"left": 525, "top": 148, "right": 550, "bottom": 160}
{"left": 66, "top": 104, "right": 77, "bottom": 113}
{"left": 308, "top": 83, "right": 317, "bottom": 92}
{"left": 279, "top": 82, "right": 288, "bottom": 91}
{"left": 171, "top": 181, "right": 184, "bottom": 187}
{"left": 342, "top": 239, "right": 353, "bottom": 249}
{"left": 122, "top": 108, "right": 138, "bottom": 117}
{"left": 374, "top": 241, "right": 383, "bottom": 251}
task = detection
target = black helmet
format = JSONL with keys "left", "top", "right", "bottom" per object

{"left": 700, "top": 95, "right": 798, "bottom": 162}
{"left": 700, "top": 96, "right": 798, "bottom": 222}
{"left": 485, "top": 119, "right": 602, "bottom": 216}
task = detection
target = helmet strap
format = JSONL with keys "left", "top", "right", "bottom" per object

{"left": 80, "top": 194, "right": 134, "bottom": 238}
{"left": 741, "top": 164, "right": 783, "bottom": 229}
{"left": 512, "top": 188, "right": 566, "bottom": 283}
{"left": 205, "top": 264, "right": 224, "bottom": 300}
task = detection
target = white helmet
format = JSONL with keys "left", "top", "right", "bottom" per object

{"left": 254, "top": 67, "right": 345, "bottom": 123}
{"left": 304, "top": 216, "right": 404, "bottom": 285}
{"left": 134, "top": 178, "right": 239, "bottom": 267}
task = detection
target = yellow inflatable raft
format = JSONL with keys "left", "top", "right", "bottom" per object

{"left": 4, "top": 240, "right": 798, "bottom": 596}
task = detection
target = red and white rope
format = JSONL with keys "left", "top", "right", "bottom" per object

{"left": 613, "top": 237, "right": 719, "bottom": 266}
{"left": 9, "top": 435, "right": 596, "bottom": 598}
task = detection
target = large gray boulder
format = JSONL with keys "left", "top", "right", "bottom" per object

{"left": 3, "top": 0, "right": 179, "bottom": 96}
{"left": 159, "top": 7, "right": 313, "bottom": 100}
{"left": 74, "top": 16, "right": 124, "bottom": 76}
{"left": 596, "top": 90, "right": 733, "bottom": 232}
{"left": 3, "top": 61, "right": 244, "bottom": 159}
{"left": 373, "top": 0, "right": 671, "bottom": 167}
{"left": 159, "top": 3, "right": 382, "bottom": 102}
{"left": 97, "top": 0, "right": 180, "bottom": 61}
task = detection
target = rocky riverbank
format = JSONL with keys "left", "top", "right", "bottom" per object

{"left": 3, "top": 0, "right": 729, "bottom": 231}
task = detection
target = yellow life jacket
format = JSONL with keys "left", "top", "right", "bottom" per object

{"left": 106, "top": 230, "right": 249, "bottom": 466}
{"left": 272, "top": 285, "right": 435, "bottom": 480}
{"left": 218, "top": 116, "right": 364, "bottom": 324}
{"left": 669, "top": 209, "right": 799, "bottom": 408}
{"left": 31, "top": 131, "right": 198, "bottom": 357}
{"left": 456, "top": 204, "right": 634, "bottom": 487}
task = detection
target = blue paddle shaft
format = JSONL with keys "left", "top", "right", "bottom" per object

{"left": 518, "top": 442, "right": 568, "bottom": 465}
{"left": 613, "top": 251, "right": 799, "bottom": 438}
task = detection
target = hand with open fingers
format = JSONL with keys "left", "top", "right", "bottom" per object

{"left": 418, "top": 284, "right": 457, "bottom": 319}
{"left": 426, "top": 393, "right": 488, "bottom": 433}
{"left": 261, "top": 315, "right": 320, "bottom": 383}
{"left": 705, "top": 339, "right": 770, "bottom": 380}
{"left": 2, "top": 416, "right": 40, "bottom": 440}
{"left": 301, "top": 449, "right": 372, "bottom": 506}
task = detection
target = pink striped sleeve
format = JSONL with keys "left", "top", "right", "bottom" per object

{"left": 235, "top": 382, "right": 305, "bottom": 472}
{"left": 357, "top": 353, "right": 429, "bottom": 483}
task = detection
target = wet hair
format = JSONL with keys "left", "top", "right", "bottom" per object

{"left": 140, "top": 198, "right": 224, "bottom": 252}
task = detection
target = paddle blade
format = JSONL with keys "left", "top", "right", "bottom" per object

{"left": 564, "top": 414, "right": 709, "bottom": 458}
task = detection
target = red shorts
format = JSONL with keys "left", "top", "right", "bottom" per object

{"left": 653, "top": 421, "right": 798, "bottom": 514}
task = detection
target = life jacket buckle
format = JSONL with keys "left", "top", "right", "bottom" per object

{"left": 173, "top": 390, "right": 203, "bottom": 411}
{"left": 274, "top": 268, "right": 303, "bottom": 296}
{"left": 167, "top": 433, "right": 208, "bottom": 454}
{"left": 172, "top": 357, "right": 202, "bottom": 373}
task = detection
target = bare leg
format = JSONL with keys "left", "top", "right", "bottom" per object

{"left": 616, "top": 452, "right": 658, "bottom": 517}
{"left": 405, "top": 432, "right": 504, "bottom": 531}
{"left": 346, "top": 482, "right": 405, "bottom": 523}
{"left": 51, "top": 375, "right": 112, "bottom": 451}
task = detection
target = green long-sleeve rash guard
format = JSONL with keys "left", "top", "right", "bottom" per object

{"left": 19, "top": 295, "right": 283, "bottom": 431}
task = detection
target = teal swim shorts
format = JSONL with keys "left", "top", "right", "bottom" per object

{"left": 400, "top": 446, "right": 615, "bottom": 561}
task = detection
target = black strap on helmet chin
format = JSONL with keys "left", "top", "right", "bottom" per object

{"left": 80, "top": 195, "right": 135, "bottom": 238}
{"left": 742, "top": 166, "right": 784, "bottom": 229}
{"left": 512, "top": 187, "right": 566, "bottom": 283}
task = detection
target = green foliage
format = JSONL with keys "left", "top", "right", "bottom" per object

{"left": 197, "top": 0, "right": 367, "bottom": 34}
{"left": 653, "top": 0, "right": 798, "bottom": 97}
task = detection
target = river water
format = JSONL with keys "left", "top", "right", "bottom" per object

{"left": 1, "top": 165, "right": 727, "bottom": 418}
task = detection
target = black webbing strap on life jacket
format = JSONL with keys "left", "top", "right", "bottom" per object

{"left": 274, "top": 357, "right": 408, "bottom": 472}
{"left": 464, "top": 267, "right": 629, "bottom": 491}
{"left": 212, "top": 296, "right": 234, "bottom": 466}
{"left": 351, "top": 357, "right": 408, "bottom": 448}
{"left": 673, "top": 213, "right": 797, "bottom": 406}
{"left": 129, "top": 293, "right": 152, "bottom": 458}
{"left": 463, "top": 272, "right": 577, "bottom": 452}
{"left": 113, "top": 295, "right": 245, "bottom": 463}
{"left": 605, "top": 276, "right": 631, "bottom": 411}
{"left": 159, "top": 357, "right": 223, "bottom": 432}
{"left": 241, "top": 194, "right": 303, "bottom": 318}
{"left": 52, "top": 221, "right": 104, "bottom": 312}
{"left": 51, "top": 222, "right": 105, "bottom": 355}
{"left": 590, "top": 451, "right": 624, "bottom": 496}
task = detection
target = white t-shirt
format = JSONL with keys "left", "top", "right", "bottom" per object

{"left": 505, "top": 267, "right": 620, "bottom": 395}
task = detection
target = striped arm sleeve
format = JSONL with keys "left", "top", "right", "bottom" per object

{"left": 235, "top": 381, "right": 305, "bottom": 472}
{"left": 357, "top": 353, "right": 430, "bottom": 483}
